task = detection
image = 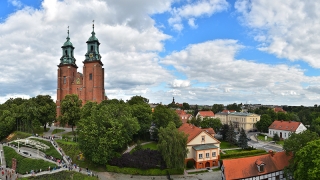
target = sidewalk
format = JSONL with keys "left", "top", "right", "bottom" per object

{"left": 0, "top": 143, "right": 6, "bottom": 168}
{"left": 123, "top": 141, "right": 153, "bottom": 154}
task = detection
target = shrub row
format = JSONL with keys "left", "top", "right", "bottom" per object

{"left": 106, "top": 165, "right": 183, "bottom": 176}
{"left": 221, "top": 149, "right": 267, "bottom": 159}
{"left": 3, "top": 146, "right": 56, "bottom": 174}
{"left": 21, "top": 170, "right": 97, "bottom": 180}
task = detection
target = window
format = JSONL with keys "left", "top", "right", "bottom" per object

{"left": 199, "top": 154, "right": 203, "bottom": 159}
{"left": 212, "top": 152, "right": 216, "bottom": 157}
{"left": 285, "top": 133, "right": 286, "bottom": 137}
{"left": 65, "top": 50, "right": 68, "bottom": 56}
{"left": 201, "top": 136, "right": 205, "bottom": 142}
{"left": 89, "top": 73, "right": 92, "bottom": 80}
{"left": 63, "top": 76, "right": 66, "bottom": 84}
{"left": 91, "top": 45, "right": 93, "bottom": 52}
{"left": 206, "top": 153, "right": 209, "bottom": 158}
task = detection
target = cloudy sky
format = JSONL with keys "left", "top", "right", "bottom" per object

{"left": 1, "top": 0, "right": 320, "bottom": 106}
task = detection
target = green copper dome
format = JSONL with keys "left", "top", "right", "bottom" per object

{"left": 88, "top": 31, "right": 98, "bottom": 41}
{"left": 63, "top": 36, "right": 73, "bottom": 46}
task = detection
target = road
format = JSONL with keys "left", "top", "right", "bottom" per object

{"left": 247, "top": 132, "right": 283, "bottom": 152}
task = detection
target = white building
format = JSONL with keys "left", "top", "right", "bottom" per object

{"left": 268, "top": 120, "right": 307, "bottom": 139}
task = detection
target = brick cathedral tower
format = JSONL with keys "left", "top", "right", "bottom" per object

{"left": 56, "top": 23, "right": 105, "bottom": 117}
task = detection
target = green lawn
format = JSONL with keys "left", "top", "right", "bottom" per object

{"left": 257, "top": 134, "right": 284, "bottom": 146}
{"left": 223, "top": 149, "right": 243, "bottom": 154}
{"left": 56, "top": 140, "right": 106, "bottom": 172}
{"left": 3, "top": 146, "right": 56, "bottom": 174}
{"left": 33, "top": 127, "right": 49, "bottom": 136}
{"left": 220, "top": 140, "right": 238, "bottom": 149}
{"left": 5, "top": 131, "right": 32, "bottom": 142}
{"left": 142, "top": 142, "right": 157, "bottom": 150}
{"left": 52, "top": 129, "right": 66, "bottom": 135}
{"left": 29, "top": 138, "right": 62, "bottom": 158}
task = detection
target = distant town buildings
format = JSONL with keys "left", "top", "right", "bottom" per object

{"left": 268, "top": 120, "right": 307, "bottom": 139}
{"left": 196, "top": 111, "right": 215, "bottom": 120}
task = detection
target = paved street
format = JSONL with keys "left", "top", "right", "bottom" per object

{"left": 247, "top": 132, "right": 283, "bottom": 152}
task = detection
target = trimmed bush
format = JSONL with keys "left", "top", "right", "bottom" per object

{"left": 106, "top": 165, "right": 183, "bottom": 176}
{"left": 221, "top": 149, "right": 267, "bottom": 159}
{"left": 186, "top": 160, "right": 194, "bottom": 168}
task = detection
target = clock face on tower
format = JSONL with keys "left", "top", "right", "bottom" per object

{"left": 89, "top": 53, "right": 93, "bottom": 59}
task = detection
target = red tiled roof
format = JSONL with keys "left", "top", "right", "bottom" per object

{"left": 198, "top": 111, "right": 215, "bottom": 117}
{"left": 178, "top": 123, "right": 203, "bottom": 143}
{"left": 274, "top": 107, "right": 286, "bottom": 113}
{"left": 223, "top": 151, "right": 291, "bottom": 180}
{"left": 222, "top": 110, "right": 236, "bottom": 113}
{"left": 176, "top": 110, "right": 186, "bottom": 115}
{"left": 202, "top": 128, "right": 215, "bottom": 135}
{"left": 269, "top": 120, "right": 300, "bottom": 131}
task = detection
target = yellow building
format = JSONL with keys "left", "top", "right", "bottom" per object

{"left": 215, "top": 111, "right": 260, "bottom": 132}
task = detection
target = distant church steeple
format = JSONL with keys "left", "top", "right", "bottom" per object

{"left": 172, "top": 97, "right": 175, "bottom": 104}
{"left": 59, "top": 26, "right": 77, "bottom": 67}
{"left": 84, "top": 20, "right": 102, "bottom": 62}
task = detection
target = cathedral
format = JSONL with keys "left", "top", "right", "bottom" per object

{"left": 56, "top": 23, "right": 106, "bottom": 116}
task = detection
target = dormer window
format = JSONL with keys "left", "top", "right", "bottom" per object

{"left": 258, "top": 164, "right": 265, "bottom": 172}
{"left": 255, "top": 159, "right": 265, "bottom": 173}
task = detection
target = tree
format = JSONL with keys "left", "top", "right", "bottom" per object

{"left": 200, "top": 117, "right": 222, "bottom": 132}
{"left": 310, "top": 117, "right": 320, "bottom": 135}
{"left": 220, "top": 124, "right": 229, "bottom": 140}
{"left": 273, "top": 133, "right": 280, "bottom": 142}
{"left": 158, "top": 122, "right": 188, "bottom": 169}
{"left": 0, "top": 110, "right": 16, "bottom": 140}
{"left": 294, "top": 139, "right": 320, "bottom": 180}
{"left": 238, "top": 128, "right": 248, "bottom": 149}
{"left": 131, "top": 103, "right": 152, "bottom": 140}
{"left": 283, "top": 130, "right": 319, "bottom": 178}
{"left": 127, "top": 95, "right": 149, "bottom": 105}
{"left": 77, "top": 103, "right": 140, "bottom": 165}
{"left": 212, "top": 104, "right": 224, "bottom": 113}
{"left": 182, "top": 102, "right": 190, "bottom": 110}
{"left": 226, "top": 123, "right": 237, "bottom": 145}
{"left": 255, "top": 114, "right": 272, "bottom": 132}
{"left": 31, "top": 95, "right": 56, "bottom": 131}
{"left": 190, "top": 116, "right": 201, "bottom": 127}
{"left": 226, "top": 103, "right": 241, "bottom": 112}
{"left": 193, "top": 105, "right": 199, "bottom": 117}
{"left": 152, "top": 105, "right": 181, "bottom": 138}
{"left": 60, "top": 94, "right": 82, "bottom": 132}
{"left": 277, "top": 112, "right": 287, "bottom": 121}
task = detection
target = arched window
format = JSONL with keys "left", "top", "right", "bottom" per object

{"left": 65, "top": 50, "right": 68, "bottom": 56}
{"left": 89, "top": 73, "right": 92, "bottom": 80}
{"left": 91, "top": 46, "right": 93, "bottom": 52}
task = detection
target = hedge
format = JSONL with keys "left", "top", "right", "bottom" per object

{"left": 3, "top": 146, "right": 57, "bottom": 174}
{"left": 106, "top": 165, "right": 183, "bottom": 176}
{"left": 20, "top": 171, "right": 97, "bottom": 180}
{"left": 221, "top": 149, "right": 267, "bottom": 159}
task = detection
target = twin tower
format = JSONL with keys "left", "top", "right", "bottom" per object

{"left": 56, "top": 24, "right": 106, "bottom": 116}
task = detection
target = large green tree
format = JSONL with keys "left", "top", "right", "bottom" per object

{"left": 226, "top": 103, "right": 241, "bottom": 112}
{"left": 31, "top": 95, "right": 56, "bottom": 131}
{"left": 131, "top": 103, "right": 152, "bottom": 140}
{"left": 220, "top": 124, "right": 229, "bottom": 140}
{"left": 78, "top": 103, "right": 140, "bottom": 165}
{"left": 152, "top": 105, "right": 181, "bottom": 138}
{"left": 200, "top": 117, "right": 222, "bottom": 132}
{"left": 226, "top": 123, "right": 237, "bottom": 145}
{"left": 0, "top": 110, "right": 16, "bottom": 140}
{"left": 310, "top": 117, "right": 320, "bottom": 135}
{"left": 294, "top": 139, "right": 320, "bottom": 180}
{"left": 127, "top": 95, "right": 149, "bottom": 105}
{"left": 212, "top": 104, "right": 224, "bottom": 113}
{"left": 158, "top": 122, "right": 188, "bottom": 169}
{"left": 255, "top": 114, "right": 272, "bottom": 132}
{"left": 283, "top": 130, "right": 319, "bottom": 178}
{"left": 238, "top": 128, "right": 248, "bottom": 149}
{"left": 60, "top": 94, "right": 82, "bottom": 132}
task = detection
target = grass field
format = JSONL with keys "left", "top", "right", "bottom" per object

{"left": 3, "top": 146, "right": 56, "bottom": 174}
{"left": 52, "top": 129, "right": 66, "bottom": 135}
{"left": 56, "top": 140, "right": 106, "bottom": 172}
{"left": 142, "top": 142, "right": 157, "bottom": 150}
{"left": 257, "top": 134, "right": 284, "bottom": 146}
{"left": 220, "top": 141, "right": 238, "bottom": 149}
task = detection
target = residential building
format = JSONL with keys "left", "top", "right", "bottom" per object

{"left": 216, "top": 111, "right": 260, "bottom": 132}
{"left": 178, "top": 123, "right": 220, "bottom": 169}
{"left": 56, "top": 24, "right": 106, "bottom": 116}
{"left": 176, "top": 110, "right": 193, "bottom": 123}
{"left": 228, "top": 112, "right": 260, "bottom": 132}
{"left": 196, "top": 111, "right": 215, "bottom": 120}
{"left": 221, "top": 151, "right": 292, "bottom": 180}
{"left": 274, "top": 107, "right": 286, "bottom": 113}
{"left": 268, "top": 120, "right": 307, "bottom": 139}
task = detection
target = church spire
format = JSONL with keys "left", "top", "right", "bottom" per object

{"left": 59, "top": 26, "right": 77, "bottom": 67}
{"left": 84, "top": 20, "right": 102, "bottom": 63}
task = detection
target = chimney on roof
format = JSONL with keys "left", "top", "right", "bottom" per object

{"left": 289, "top": 120, "right": 291, "bottom": 123}
{"left": 268, "top": 150, "right": 274, "bottom": 157}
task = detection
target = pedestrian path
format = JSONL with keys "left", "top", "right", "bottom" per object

{"left": 123, "top": 141, "right": 153, "bottom": 154}
{"left": 0, "top": 143, "right": 6, "bottom": 168}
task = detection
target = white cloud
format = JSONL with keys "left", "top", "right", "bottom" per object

{"left": 0, "top": 0, "right": 173, "bottom": 103}
{"left": 235, "top": 0, "right": 320, "bottom": 68}
{"left": 168, "top": 0, "right": 229, "bottom": 31}
{"left": 8, "top": 0, "right": 23, "bottom": 8}
{"left": 161, "top": 40, "right": 320, "bottom": 105}
{"left": 170, "top": 79, "right": 191, "bottom": 88}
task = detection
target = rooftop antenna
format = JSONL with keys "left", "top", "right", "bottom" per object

{"left": 92, "top": 20, "right": 94, "bottom": 32}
